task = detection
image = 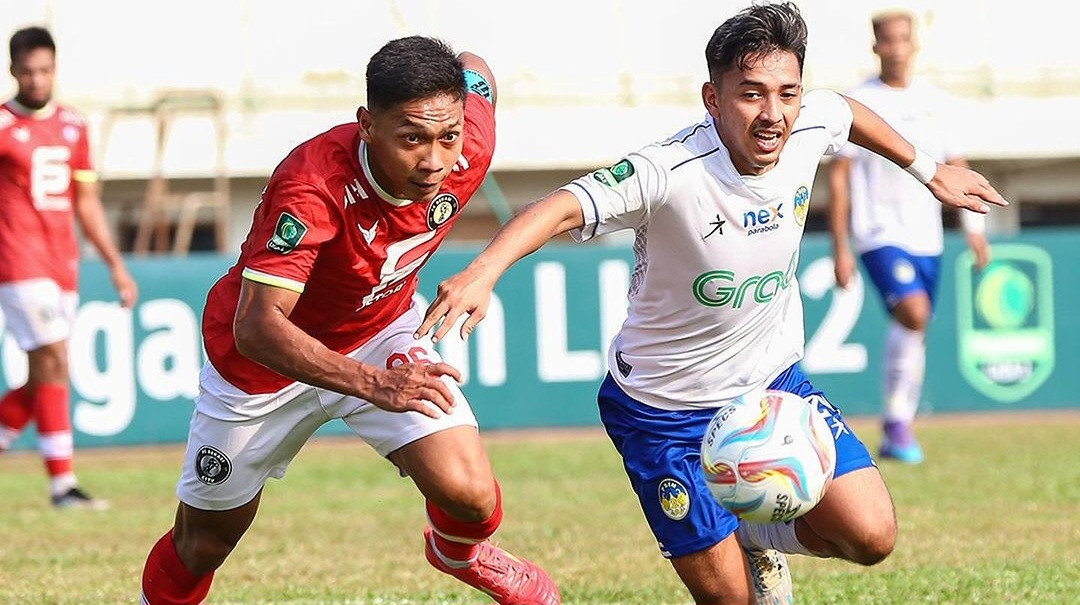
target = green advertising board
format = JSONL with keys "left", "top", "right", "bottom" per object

{"left": 1, "top": 230, "right": 1076, "bottom": 449}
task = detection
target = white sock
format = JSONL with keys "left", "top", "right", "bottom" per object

{"left": 882, "top": 321, "right": 926, "bottom": 424}
{"left": 50, "top": 472, "right": 78, "bottom": 496}
{"left": 0, "top": 425, "right": 19, "bottom": 450}
{"left": 736, "top": 520, "right": 816, "bottom": 557}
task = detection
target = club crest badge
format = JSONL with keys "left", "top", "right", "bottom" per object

{"left": 658, "top": 478, "right": 691, "bottom": 520}
{"left": 427, "top": 193, "right": 459, "bottom": 230}
{"left": 195, "top": 446, "right": 232, "bottom": 485}
{"left": 793, "top": 185, "right": 810, "bottom": 226}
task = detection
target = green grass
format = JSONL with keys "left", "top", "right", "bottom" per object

{"left": 1, "top": 413, "right": 1078, "bottom": 604}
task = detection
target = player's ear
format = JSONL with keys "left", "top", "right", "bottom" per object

{"left": 357, "top": 107, "right": 374, "bottom": 142}
{"left": 701, "top": 81, "right": 720, "bottom": 116}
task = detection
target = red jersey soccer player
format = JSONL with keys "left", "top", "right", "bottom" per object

{"left": 139, "top": 37, "right": 560, "bottom": 605}
{"left": 0, "top": 26, "right": 137, "bottom": 509}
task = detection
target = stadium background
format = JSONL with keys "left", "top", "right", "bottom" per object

{"left": 1, "top": 0, "right": 1077, "bottom": 447}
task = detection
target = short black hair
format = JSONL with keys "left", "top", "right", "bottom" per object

{"left": 366, "top": 36, "right": 465, "bottom": 113}
{"left": 705, "top": 2, "right": 807, "bottom": 81}
{"left": 10, "top": 26, "right": 55, "bottom": 63}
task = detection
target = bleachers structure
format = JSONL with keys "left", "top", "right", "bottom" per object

{"left": 3, "top": 0, "right": 1077, "bottom": 251}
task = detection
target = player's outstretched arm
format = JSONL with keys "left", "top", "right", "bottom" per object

{"left": 416, "top": 189, "right": 585, "bottom": 343}
{"left": 235, "top": 279, "right": 460, "bottom": 417}
{"left": 843, "top": 95, "right": 1008, "bottom": 214}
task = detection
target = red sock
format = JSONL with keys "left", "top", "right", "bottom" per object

{"left": 0, "top": 386, "right": 32, "bottom": 432}
{"left": 31, "top": 383, "right": 73, "bottom": 476}
{"left": 426, "top": 480, "right": 504, "bottom": 561}
{"left": 141, "top": 531, "right": 214, "bottom": 605}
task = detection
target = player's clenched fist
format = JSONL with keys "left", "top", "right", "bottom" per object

{"left": 364, "top": 362, "right": 462, "bottom": 417}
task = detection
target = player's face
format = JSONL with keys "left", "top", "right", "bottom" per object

{"left": 358, "top": 93, "right": 465, "bottom": 203}
{"left": 10, "top": 47, "right": 56, "bottom": 110}
{"left": 873, "top": 18, "right": 916, "bottom": 80}
{"left": 703, "top": 50, "right": 802, "bottom": 176}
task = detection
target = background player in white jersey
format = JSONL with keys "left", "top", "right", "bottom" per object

{"left": 139, "top": 37, "right": 559, "bottom": 605}
{"left": 417, "top": 4, "right": 1006, "bottom": 604}
{"left": 0, "top": 26, "right": 137, "bottom": 509}
{"left": 827, "top": 10, "right": 992, "bottom": 464}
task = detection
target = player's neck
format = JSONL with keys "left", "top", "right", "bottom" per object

{"left": 9, "top": 96, "right": 55, "bottom": 117}
{"left": 878, "top": 72, "right": 910, "bottom": 89}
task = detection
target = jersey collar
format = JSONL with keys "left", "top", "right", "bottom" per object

{"left": 358, "top": 140, "right": 414, "bottom": 207}
{"left": 704, "top": 114, "right": 780, "bottom": 203}
{"left": 5, "top": 98, "right": 57, "bottom": 119}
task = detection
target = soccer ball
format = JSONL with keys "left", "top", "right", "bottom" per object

{"left": 700, "top": 389, "right": 836, "bottom": 524}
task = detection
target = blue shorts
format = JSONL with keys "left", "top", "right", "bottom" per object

{"left": 597, "top": 364, "right": 874, "bottom": 558}
{"left": 860, "top": 246, "right": 941, "bottom": 311}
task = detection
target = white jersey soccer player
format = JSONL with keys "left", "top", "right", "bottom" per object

{"left": 829, "top": 10, "right": 990, "bottom": 466}
{"left": 418, "top": 5, "right": 1006, "bottom": 603}
{"left": 838, "top": 76, "right": 983, "bottom": 256}
{"left": 562, "top": 89, "right": 850, "bottom": 411}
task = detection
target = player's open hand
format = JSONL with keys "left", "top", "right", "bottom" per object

{"left": 927, "top": 163, "right": 1008, "bottom": 214}
{"left": 415, "top": 268, "right": 496, "bottom": 343}
{"left": 367, "top": 362, "right": 462, "bottom": 418}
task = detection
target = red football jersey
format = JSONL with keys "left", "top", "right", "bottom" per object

{"left": 203, "top": 92, "right": 496, "bottom": 394}
{"left": 0, "top": 101, "right": 94, "bottom": 291}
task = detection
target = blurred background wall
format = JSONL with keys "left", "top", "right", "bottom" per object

{"left": 3, "top": 0, "right": 1078, "bottom": 253}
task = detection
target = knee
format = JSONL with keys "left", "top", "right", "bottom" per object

{"left": 436, "top": 474, "right": 497, "bottom": 522}
{"left": 848, "top": 518, "right": 896, "bottom": 566}
{"left": 894, "top": 302, "right": 931, "bottom": 332}
{"left": 173, "top": 528, "right": 237, "bottom": 576}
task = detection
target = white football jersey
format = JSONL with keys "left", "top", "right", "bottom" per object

{"left": 838, "top": 77, "right": 976, "bottom": 255}
{"left": 564, "top": 89, "right": 853, "bottom": 411}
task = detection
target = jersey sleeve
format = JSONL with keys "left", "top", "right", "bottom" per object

{"left": 802, "top": 89, "right": 854, "bottom": 156}
{"left": 240, "top": 179, "right": 339, "bottom": 293}
{"left": 71, "top": 119, "right": 96, "bottom": 182}
{"left": 563, "top": 149, "right": 668, "bottom": 242}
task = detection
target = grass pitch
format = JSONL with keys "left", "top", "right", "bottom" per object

{"left": 1, "top": 412, "right": 1077, "bottom": 604}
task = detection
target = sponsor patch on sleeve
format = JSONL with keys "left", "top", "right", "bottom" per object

{"left": 267, "top": 212, "right": 308, "bottom": 254}
{"left": 590, "top": 158, "right": 636, "bottom": 187}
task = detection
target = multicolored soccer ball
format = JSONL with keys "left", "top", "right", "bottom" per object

{"left": 700, "top": 389, "right": 836, "bottom": 524}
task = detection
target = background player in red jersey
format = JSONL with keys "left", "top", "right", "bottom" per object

{"left": 0, "top": 26, "right": 137, "bottom": 509}
{"left": 139, "top": 36, "right": 560, "bottom": 605}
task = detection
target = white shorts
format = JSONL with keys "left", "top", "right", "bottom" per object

{"left": 0, "top": 279, "right": 79, "bottom": 351}
{"left": 177, "top": 307, "right": 479, "bottom": 511}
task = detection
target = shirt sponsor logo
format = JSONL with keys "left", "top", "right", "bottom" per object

{"left": 658, "top": 478, "right": 690, "bottom": 521}
{"left": 590, "top": 158, "right": 635, "bottom": 187}
{"left": 692, "top": 252, "right": 797, "bottom": 308}
{"left": 793, "top": 185, "right": 810, "bottom": 226}
{"left": 427, "top": 193, "right": 459, "bottom": 230}
{"left": 267, "top": 212, "right": 308, "bottom": 254}
{"left": 742, "top": 203, "right": 784, "bottom": 236}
